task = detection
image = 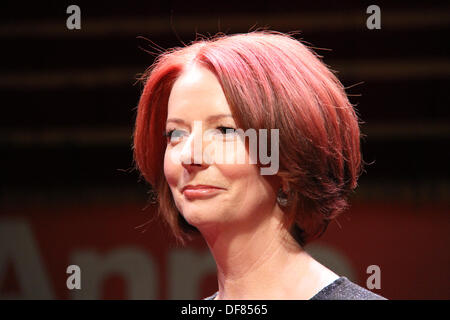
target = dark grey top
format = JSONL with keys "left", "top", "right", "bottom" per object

{"left": 203, "top": 276, "right": 386, "bottom": 300}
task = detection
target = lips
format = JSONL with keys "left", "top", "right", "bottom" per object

{"left": 182, "top": 184, "right": 222, "bottom": 192}
{"left": 181, "top": 185, "right": 225, "bottom": 199}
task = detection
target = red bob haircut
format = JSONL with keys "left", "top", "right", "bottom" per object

{"left": 133, "top": 30, "right": 363, "bottom": 246}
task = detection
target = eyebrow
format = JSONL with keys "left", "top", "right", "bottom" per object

{"left": 166, "top": 114, "right": 234, "bottom": 126}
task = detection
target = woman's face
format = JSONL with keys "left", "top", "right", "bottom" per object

{"left": 164, "top": 65, "right": 278, "bottom": 232}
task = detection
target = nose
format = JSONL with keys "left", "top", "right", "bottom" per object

{"left": 179, "top": 128, "right": 209, "bottom": 170}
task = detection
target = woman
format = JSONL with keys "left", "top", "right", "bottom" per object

{"left": 133, "top": 31, "right": 386, "bottom": 300}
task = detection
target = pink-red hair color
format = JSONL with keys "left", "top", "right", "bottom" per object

{"left": 133, "top": 31, "right": 363, "bottom": 246}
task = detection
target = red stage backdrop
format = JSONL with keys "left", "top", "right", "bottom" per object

{"left": 1, "top": 201, "right": 449, "bottom": 299}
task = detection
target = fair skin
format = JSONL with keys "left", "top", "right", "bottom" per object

{"left": 163, "top": 64, "right": 339, "bottom": 300}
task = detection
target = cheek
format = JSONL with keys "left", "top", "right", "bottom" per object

{"left": 218, "top": 162, "right": 262, "bottom": 194}
{"left": 218, "top": 162, "right": 252, "bottom": 179}
{"left": 210, "top": 138, "right": 261, "bottom": 185}
{"left": 163, "top": 148, "right": 179, "bottom": 187}
{"left": 219, "top": 162, "right": 275, "bottom": 219}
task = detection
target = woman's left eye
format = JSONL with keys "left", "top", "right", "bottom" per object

{"left": 217, "top": 126, "right": 237, "bottom": 135}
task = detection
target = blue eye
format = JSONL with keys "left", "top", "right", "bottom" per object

{"left": 164, "top": 129, "right": 186, "bottom": 143}
{"left": 164, "top": 127, "right": 237, "bottom": 143}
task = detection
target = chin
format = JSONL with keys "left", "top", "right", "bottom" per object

{"left": 181, "top": 206, "right": 221, "bottom": 229}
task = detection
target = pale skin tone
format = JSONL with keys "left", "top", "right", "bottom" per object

{"left": 163, "top": 64, "right": 339, "bottom": 300}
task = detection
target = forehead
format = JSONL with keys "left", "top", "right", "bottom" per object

{"left": 167, "top": 65, "right": 232, "bottom": 118}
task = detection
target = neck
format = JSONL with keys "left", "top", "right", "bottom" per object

{"left": 199, "top": 205, "right": 337, "bottom": 299}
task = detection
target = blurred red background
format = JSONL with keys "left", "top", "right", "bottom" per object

{"left": 1, "top": 200, "right": 448, "bottom": 299}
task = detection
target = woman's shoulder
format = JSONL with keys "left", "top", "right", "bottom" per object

{"left": 203, "top": 277, "right": 387, "bottom": 300}
{"left": 309, "top": 276, "right": 387, "bottom": 300}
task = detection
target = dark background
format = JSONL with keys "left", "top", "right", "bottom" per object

{"left": 0, "top": 0, "right": 449, "bottom": 299}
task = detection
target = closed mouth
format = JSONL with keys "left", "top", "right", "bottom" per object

{"left": 182, "top": 185, "right": 223, "bottom": 192}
